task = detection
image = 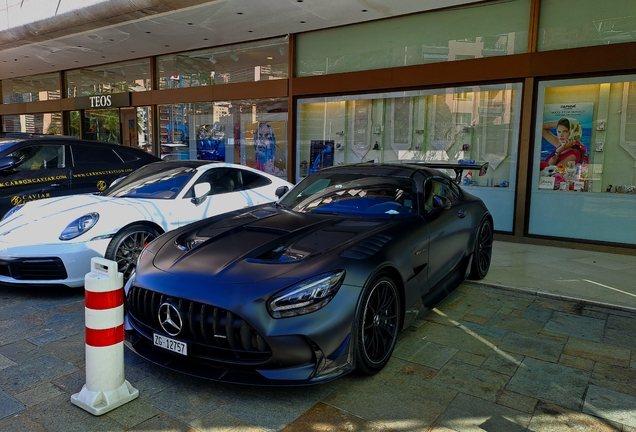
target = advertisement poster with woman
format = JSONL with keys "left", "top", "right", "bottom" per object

{"left": 245, "top": 121, "right": 287, "bottom": 177}
{"left": 539, "top": 102, "right": 593, "bottom": 190}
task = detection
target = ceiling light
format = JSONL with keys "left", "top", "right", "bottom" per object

{"left": 209, "top": 55, "right": 217, "bottom": 64}
{"left": 267, "top": 56, "right": 274, "bottom": 60}
{"left": 103, "top": 70, "right": 108, "bottom": 78}
{"left": 279, "top": 47, "right": 286, "bottom": 56}
{"left": 121, "top": 68, "right": 126, "bottom": 77}
{"left": 230, "top": 53, "right": 239, "bottom": 61}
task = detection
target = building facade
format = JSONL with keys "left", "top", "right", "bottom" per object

{"left": 1, "top": 0, "right": 635, "bottom": 252}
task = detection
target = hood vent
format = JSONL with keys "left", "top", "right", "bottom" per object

{"left": 340, "top": 234, "right": 392, "bottom": 259}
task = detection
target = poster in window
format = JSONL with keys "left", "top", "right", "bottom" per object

{"left": 539, "top": 102, "right": 593, "bottom": 186}
{"left": 245, "top": 121, "right": 287, "bottom": 177}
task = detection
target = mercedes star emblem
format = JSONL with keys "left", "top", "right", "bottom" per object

{"left": 158, "top": 302, "right": 183, "bottom": 336}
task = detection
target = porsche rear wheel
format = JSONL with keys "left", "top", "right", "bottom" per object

{"left": 468, "top": 218, "right": 493, "bottom": 280}
{"left": 355, "top": 274, "right": 400, "bottom": 375}
{"left": 105, "top": 225, "right": 160, "bottom": 282}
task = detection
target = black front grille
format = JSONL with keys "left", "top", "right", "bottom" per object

{"left": 126, "top": 285, "right": 272, "bottom": 364}
{"left": 0, "top": 257, "right": 68, "bottom": 280}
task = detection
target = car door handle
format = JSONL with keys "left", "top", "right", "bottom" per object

{"left": 458, "top": 209, "right": 467, "bottom": 218}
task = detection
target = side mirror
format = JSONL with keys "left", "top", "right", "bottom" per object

{"left": 0, "top": 156, "right": 20, "bottom": 171}
{"left": 275, "top": 185, "right": 289, "bottom": 199}
{"left": 191, "top": 182, "right": 211, "bottom": 204}
{"left": 432, "top": 195, "right": 452, "bottom": 211}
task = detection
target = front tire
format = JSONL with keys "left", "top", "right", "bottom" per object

{"left": 105, "top": 224, "right": 160, "bottom": 283}
{"left": 468, "top": 218, "right": 493, "bottom": 280}
{"left": 355, "top": 273, "right": 401, "bottom": 375}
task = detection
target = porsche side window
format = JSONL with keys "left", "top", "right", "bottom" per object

{"left": 240, "top": 170, "right": 271, "bottom": 190}
{"left": 9, "top": 145, "right": 65, "bottom": 171}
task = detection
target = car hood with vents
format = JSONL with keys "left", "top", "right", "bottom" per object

{"left": 145, "top": 205, "right": 397, "bottom": 286}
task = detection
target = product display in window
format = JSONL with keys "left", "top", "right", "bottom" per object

{"left": 196, "top": 124, "right": 226, "bottom": 162}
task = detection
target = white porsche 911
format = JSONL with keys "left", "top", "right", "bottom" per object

{"left": 0, "top": 160, "right": 292, "bottom": 288}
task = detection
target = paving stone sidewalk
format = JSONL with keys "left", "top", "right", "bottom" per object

{"left": 1, "top": 282, "right": 635, "bottom": 431}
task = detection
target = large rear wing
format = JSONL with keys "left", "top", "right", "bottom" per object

{"left": 412, "top": 162, "right": 489, "bottom": 184}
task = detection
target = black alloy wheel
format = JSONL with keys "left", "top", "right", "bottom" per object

{"left": 469, "top": 218, "right": 493, "bottom": 280}
{"left": 355, "top": 273, "right": 400, "bottom": 375}
{"left": 105, "top": 225, "right": 160, "bottom": 282}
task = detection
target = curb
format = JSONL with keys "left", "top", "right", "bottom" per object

{"left": 471, "top": 281, "right": 636, "bottom": 315}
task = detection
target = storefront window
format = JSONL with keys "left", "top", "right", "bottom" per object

{"left": 1, "top": 73, "right": 61, "bottom": 104}
{"left": 158, "top": 99, "right": 288, "bottom": 178}
{"left": 157, "top": 37, "right": 288, "bottom": 89}
{"left": 295, "top": 0, "right": 530, "bottom": 76}
{"left": 66, "top": 59, "right": 150, "bottom": 97}
{"left": 2, "top": 112, "right": 62, "bottom": 134}
{"left": 529, "top": 75, "right": 636, "bottom": 245}
{"left": 84, "top": 109, "right": 121, "bottom": 143}
{"left": 297, "top": 83, "right": 522, "bottom": 232}
{"left": 538, "top": 0, "right": 636, "bottom": 51}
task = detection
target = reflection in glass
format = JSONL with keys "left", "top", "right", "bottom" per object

{"left": 295, "top": 0, "right": 529, "bottom": 76}
{"left": 538, "top": 0, "right": 636, "bottom": 51}
{"left": 1, "top": 73, "right": 60, "bottom": 104}
{"left": 157, "top": 37, "right": 288, "bottom": 89}
{"left": 66, "top": 59, "right": 150, "bottom": 97}
{"left": 2, "top": 112, "right": 62, "bottom": 135}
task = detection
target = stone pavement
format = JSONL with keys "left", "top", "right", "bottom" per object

{"left": 1, "top": 243, "right": 636, "bottom": 431}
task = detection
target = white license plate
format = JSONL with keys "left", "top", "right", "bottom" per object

{"left": 153, "top": 333, "right": 188, "bottom": 356}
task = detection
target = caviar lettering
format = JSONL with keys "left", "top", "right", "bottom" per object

{"left": 90, "top": 95, "right": 112, "bottom": 108}
{"left": 10, "top": 193, "right": 51, "bottom": 205}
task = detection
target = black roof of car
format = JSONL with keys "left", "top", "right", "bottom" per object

{"left": 0, "top": 132, "right": 77, "bottom": 141}
{"left": 0, "top": 134, "right": 160, "bottom": 156}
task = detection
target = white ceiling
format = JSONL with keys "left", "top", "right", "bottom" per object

{"left": 0, "top": 0, "right": 481, "bottom": 81}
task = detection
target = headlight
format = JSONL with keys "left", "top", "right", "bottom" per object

{"left": 267, "top": 270, "right": 345, "bottom": 318}
{"left": 2, "top": 204, "right": 24, "bottom": 221}
{"left": 59, "top": 213, "right": 99, "bottom": 240}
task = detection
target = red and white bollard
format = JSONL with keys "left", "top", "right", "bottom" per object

{"left": 71, "top": 257, "right": 138, "bottom": 416}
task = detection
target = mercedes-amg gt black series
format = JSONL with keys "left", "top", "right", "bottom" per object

{"left": 124, "top": 162, "right": 493, "bottom": 385}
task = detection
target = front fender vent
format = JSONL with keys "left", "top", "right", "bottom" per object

{"left": 340, "top": 234, "right": 392, "bottom": 259}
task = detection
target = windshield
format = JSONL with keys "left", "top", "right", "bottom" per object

{"left": 102, "top": 163, "right": 197, "bottom": 199}
{"left": 280, "top": 173, "right": 416, "bottom": 218}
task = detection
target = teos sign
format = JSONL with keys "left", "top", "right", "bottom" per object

{"left": 90, "top": 95, "right": 112, "bottom": 108}
{"left": 75, "top": 93, "right": 131, "bottom": 110}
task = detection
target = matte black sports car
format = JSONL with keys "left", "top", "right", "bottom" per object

{"left": 124, "top": 162, "right": 493, "bottom": 385}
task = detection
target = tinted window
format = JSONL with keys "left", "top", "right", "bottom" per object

{"left": 71, "top": 144, "right": 122, "bottom": 165}
{"left": 114, "top": 148, "right": 143, "bottom": 163}
{"left": 103, "top": 164, "right": 197, "bottom": 199}
{"left": 9, "top": 144, "right": 65, "bottom": 171}
{"left": 424, "top": 178, "right": 459, "bottom": 211}
{"left": 240, "top": 170, "right": 271, "bottom": 190}
{"left": 281, "top": 173, "right": 415, "bottom": 218}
